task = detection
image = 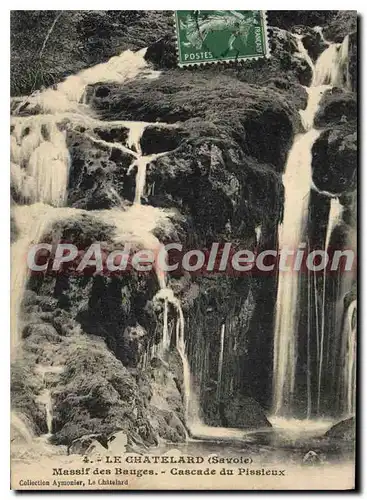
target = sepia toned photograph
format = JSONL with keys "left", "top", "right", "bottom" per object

{"left": 10, "top": 10, "right": 357, "bottom": 490}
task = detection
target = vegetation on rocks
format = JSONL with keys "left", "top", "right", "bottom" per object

{"left": 11, "top": 10, "right": 357, "bottom": 449}
{"left": 11, "top": 11, "right": 173, "bottom": 96}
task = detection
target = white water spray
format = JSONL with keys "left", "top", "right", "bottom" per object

{"left": 11, "top": 204, "right": 83, "bottom": 356}
{"left": 273, "top": 129, "right": 321, "bottom": 415}
{"left": 11, "top": 117, "right": 70, "bottom": 206}
{"left": 273, "top": 33, "right": 349, "bottom": 416}
{"left": 316, "top": 198, "right": 343, "bottom": 413}
{"left": 15, "top": 48, "right": 160, "bottom": 114}
{"left": 312, "top": 35, "right": 350, "bottom": 88}
{"left": 340, "top": 299, "right": 357, "bottom": 416}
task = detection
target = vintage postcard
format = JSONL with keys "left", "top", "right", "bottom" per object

{"left": 10, "top": 10, "right": 357, "bottom": 490}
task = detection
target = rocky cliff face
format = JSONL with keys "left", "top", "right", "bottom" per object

{"left": 11, "top": 11, "right": 357, "bottom": 451}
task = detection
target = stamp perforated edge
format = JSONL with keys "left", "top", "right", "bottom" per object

{"left": 173, "top": 10, "right": 272, "bottom": 69}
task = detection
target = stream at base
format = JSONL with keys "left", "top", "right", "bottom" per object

{"left": 12, "top": 416, "right": 354, "bottom": 471}
{"left": 166, "top": 417, "right": 354, "bottom": 468}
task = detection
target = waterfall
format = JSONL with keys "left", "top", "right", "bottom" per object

{"left": 342, "top": 300, "right": 357, "bottom": 416}
{"left": 122, "top": 121, "right": 195, "bottom": 426}
{"left": 272, "top": 34, "right": 350, "bottom": 416}
{"left": 316, "top": 198, "right": 343, "bottom": 413}
{"left": 312, "top": 35, "right": 350, "bottom": 88}
{"left": 35, "top": 365, "right": 63, "bottom": 437}
{"left": 37, "top": 389, "right": 53, "bottom": 436}
{"left": 11, "top": 204, "right": 81, "bottom": 355}
{"left": 217, "top": 324, "right": 225, "bottom": 401}
{"left": 15, "top": 48, "right": 160, "bottom": 114}
{"left": 128, "top": 155, "right": 159, "bottom": 205}
{"left": 255, "top": 225, "right": 262, "bottom": 245}
{"left": 11, "top": 117, "right": 70, "bottom": 206}
{"left": 154, "top": 287, "right": 193, "bottom": 423}
{"left": 125, "top": 121, "right": 175, "bottom": 204}
{"left": 10, "top": 47, "right": 160, "bottom": 361}
{"left": 11, "top": 42, "right": 198, "bottom": 432}
{"left": 273, "top": 129, "right": 321, "bottom": 415}
{"left": 300, "top": 85, "right": 331, "bottom": 130}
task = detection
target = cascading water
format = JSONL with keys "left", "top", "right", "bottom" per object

{"left": 340, "top": 299, "right": 356, "bottom": 416}
{"left": 316, "top": 198, "right": 343, "bottom": 413}
{"left": 15, "top": 48, "right": 160, "bottom": 114}
{"left": 273, "top": 32, "right": 355, "bottom": 417}
{"left": 35, "top": 366, "right": 63, "bottom": 438}
{"left": 11, "top": 204, "right": 82, "bottom": 355}
{"left": 217, "top": 324, "right": 225, "bottom": 401}
{"left": 312, "top": 37, "right": 350, "bottom": 87}
{"left": 106, "top": 118, "right": 196, "bottom": 426}
{"left": 11, "top": 117, "right": 70, "bottom": 206}
{"left": 11, "top": 48, "right": 161, "bottom": 360}
{"left": 273, "top": 128, "right": 321, "bottom": 415}
{"left": 11, "top": 22, "right": 356, "bottom": 449}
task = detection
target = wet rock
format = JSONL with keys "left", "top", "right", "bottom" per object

{"left": 312, "top": 121, "right": 357, "bottom": 194}
{"left": 68, "top": 433, "right": 108, "bottom": 455}
{"left": 301, "top": 29, "right": 328, "bottom": 62}
{"left": 323, "top": 11, "right": 357, "bottom": 43}
{"left": 145, "top": 34, "right": 177, "bottom": 69}
{"left": 150, "top": 407, "right": 186, "bottom": 442}
{"left": 89, "top": 71, "right": 300, "bottom": 169}
{"left": 266, "top": 77, "right": 308, "bottom": 110}
{"left": 93, "top": 126, "right": 129, "bottom": 144}
{"left": 49, "top": 337, "right": 161, "bottom": 449}
{"left": 147, "top": 139, "right": 284, "bottom": 246}
{"left": 303, "top": 450, "right": 322, "bottom": 464}
{"left": 325, "top": 417, "right": 355, "bottom": 441}
{"left": 22, "top": 323, "right": 61, "bottom": 343}
{"left": 268, "top": 27, "right": 313, "bottom": 86}
{"left": 349, "top": 31, "right": 358, "bottom": 92}
{"left": 121, "top": 324, "right": 148, "bottom": 367}
{"left": 66, "top": 131, "right": 136, "bottom": 209}
{"left": 314, "top": 89, "right": 357, "bottom": 128}
{"left": 221, "top": 396, "right": 272, "bottom": 429}
{"left": 140, "top": 125, "right": 187, "bottom": 155}
{"left": 150, "top": 354, "right": 184, "bottom": 420}
{"left": 267, "top": 11, "right": 336, "bottom": 31}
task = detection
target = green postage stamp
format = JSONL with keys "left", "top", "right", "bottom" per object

{"left": 174, "top": 10, "right": 270, "bottom": 67}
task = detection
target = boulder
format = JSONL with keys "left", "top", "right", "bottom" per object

{"left": 267, "top": 27, "right": 312, "bottom": 86}
{"left": 314, "top": 89, "right": 357, "bottom": 128}
{"left": 150, "top": 407, "right": 187, "bottom": 442}
{"left": 325, "top": 417, "right": 355, "bottom": 441}
{"left": 66, "top": 130, "right": 136, "bottom": 209}
{"left": 144, "top": 34, "right": 177, "bottom": 70}
{"left": 140, "top": 125, "right": 186, "bottom": 156}
{"left": 302, "top": 450, "right": 323, "bottom": 465}
{"left": 312, "top": 121, "right": 357, "bottom": 194}
{"left": 221, "top": 396, "right": 272, "bottom": 430}
{"left": 68, "top": 433, "right": 108, "bottom": 455}
{"left": 301, "top": 29, "right": 328, "bottom": 62}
